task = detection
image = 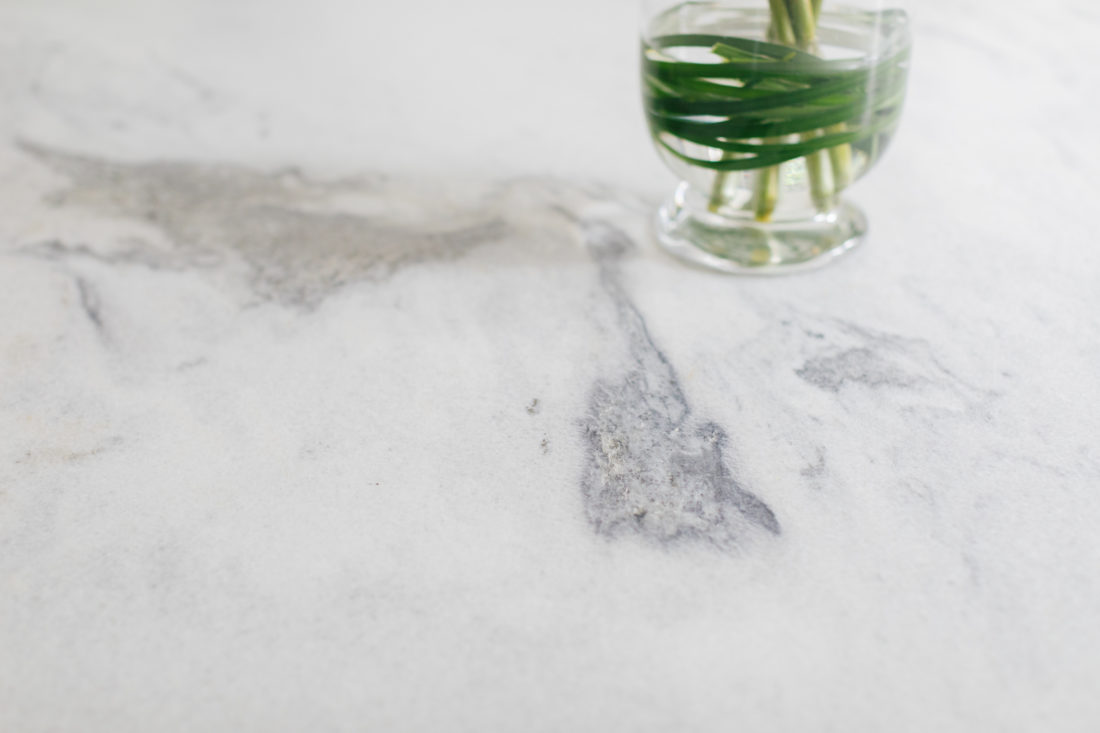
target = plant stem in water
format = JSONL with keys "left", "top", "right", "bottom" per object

{"left": 660, "top": 1, "right": 896, "bottom": 218}
{"left": 784, "top": 0, "right": 841, "bottom": 210}
{"left": 768, "top": 0, "right": 796, "bottom": 46}
{"left": 747, "top": 5, "right": 798, "bottom": 221}
{"left": 783, "top": 0, "right": 817, "bottom": 48}
{"left": 812, "top": 2, "right": 853, "bottom": 194}
{"left": 826, "top": 122, "right": 852, "bottom": 190}
{"left": 804, "top": 133, "right": 836, "bottom": 210}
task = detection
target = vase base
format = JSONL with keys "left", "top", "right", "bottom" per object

{"left": 655, "top": 184, "right": 868, "bottom": 275}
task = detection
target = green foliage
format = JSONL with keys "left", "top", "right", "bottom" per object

{"left": 642, "top": 29, "right": 909, "bottom": 174}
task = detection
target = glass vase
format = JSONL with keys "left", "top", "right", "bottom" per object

{"left": 641, "top": 0, "right": 911, "bottom": 273}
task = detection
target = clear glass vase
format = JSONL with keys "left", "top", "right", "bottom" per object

{"left": 641, "top": 0, "right": 911, "bottom": 273}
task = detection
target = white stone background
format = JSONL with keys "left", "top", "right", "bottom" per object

{"left": 1, "top": 1, "right": 1099, "bottom": 731}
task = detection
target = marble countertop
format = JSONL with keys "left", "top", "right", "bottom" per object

{"left": 2, "top": 1, "right": 1099, "bottom": 730}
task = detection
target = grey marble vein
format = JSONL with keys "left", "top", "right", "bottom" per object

{"left": 579, "top": 221, "right": 780, "bottom": 547}
{"left": 797, "top": 345, "right": 918, "bottom": 392}
{"left": 790, "top": 317, "right": 996, "bottom": 415}
{"left": 74, "top": 276, "right": 105, "bottom": 335}
{"left": 19, "top": 142, "right": 510, "bottom": 307}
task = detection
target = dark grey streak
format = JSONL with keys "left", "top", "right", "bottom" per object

{"left": 75, "top": 277, "right": 105, "bottom": 334}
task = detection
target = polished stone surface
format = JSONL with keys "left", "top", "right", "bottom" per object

{"left": 2, "top": 1, "right": 1099, "bottom": 731}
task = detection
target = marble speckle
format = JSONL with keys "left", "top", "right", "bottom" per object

{"left": 800, "top": 449, "right": 827, "bottom": 483}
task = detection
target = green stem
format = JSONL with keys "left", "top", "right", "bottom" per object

{"left": 699, "top": 1, "right": 858, "bottom": 217}
{"left": 814, "top": 0, "right": 852, "bottom": 193}
{"left": 708, "top": 166, "right": 731, "bottom": 214}
{"left": 708, "top": 34, "right": 786, "bottom": 214}
{"left": 782, "top": 0, "right": 817, "bottom": 48}
{"left": 748, "top": 9, "right": 796, "bottom": 221}
{"left": 752, "top": 162, "right": 780, "bottom": 221}
{"left": 804, "top": 136, "right": 835, "bottom": 210}
{"left": 783, "top": 0, "right": 838, "bottom": 210}
{"left": 767, "top": 0, "right": 796, "bottom": 45}
{"left": 825, "top": 122, "right": 852, "bottom": 190}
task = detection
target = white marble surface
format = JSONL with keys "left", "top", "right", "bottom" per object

{"left": 2, "top": 1, "right": 1099, "bottom": 731}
